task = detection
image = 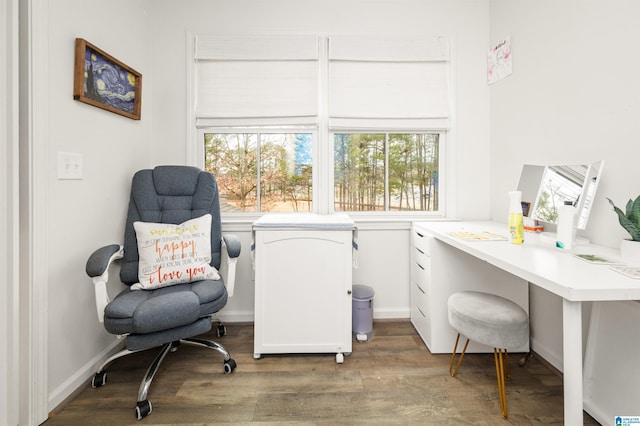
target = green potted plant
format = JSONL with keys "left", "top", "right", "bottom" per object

{"left": 607, "top": 195, "right": 640, "bottom": 261}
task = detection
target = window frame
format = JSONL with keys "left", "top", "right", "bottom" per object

{"left": 188, "top": 34, "right": 453, "bottom": 221}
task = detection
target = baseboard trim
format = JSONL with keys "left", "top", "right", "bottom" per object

{"left": 530, "top": 336, "right": 563, "bottom": 372}
{"left": 217, "top": 310, "right": 254, "bottom": 323}
{"left": 48, "top": 338, "right": 125, "bottom": 414}
{"left": 374, "top": 307, "right": 410, "bottom": 320}
{"left": 218, "top": 308, "right": 410, "bottom": 323}
{"left": 583, "top": 398, "right": 607, "bottom": 426}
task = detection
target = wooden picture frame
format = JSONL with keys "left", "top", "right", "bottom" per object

{"left": 73, "top": 38, "right": 142, "bottom": 120}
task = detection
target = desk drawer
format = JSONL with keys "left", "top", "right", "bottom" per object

{"left": 411, "top": 256, "right": 430, "bottom": 288}
{"left": 411, "top": 260, "right": 426, "bottom": 287}
{"left": 410, "top": 284, "right": 432, "bottom": 347}
{"left": 411, "top": 228, "right": 432, "bottom": 256}
{"left": 412, "top": 279, "right": 429, "bottom": 314}
{"left": 414, "top": 245, "right": 429, "bottom": 272}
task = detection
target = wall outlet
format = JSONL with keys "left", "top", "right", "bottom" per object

{"left": 58, "top": 152, "right": 83, "bottom": 180}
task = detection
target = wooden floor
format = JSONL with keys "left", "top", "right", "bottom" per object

{"left": 44, "top": 321, "right": 599, "bottom": 425}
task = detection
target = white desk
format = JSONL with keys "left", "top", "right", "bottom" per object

{"left": 415, "top": 221, "right": 640, "bottom": 425}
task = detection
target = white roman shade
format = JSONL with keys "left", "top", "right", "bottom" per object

{"left": 328, "top": 35, "right": 450, "bottom": 130}
{"left": 195, "top": 35, "right": 319, "bottom": 126}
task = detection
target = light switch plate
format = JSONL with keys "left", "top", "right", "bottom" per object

{"left": 58, "top": 152, "right": 83, "bottom": 180}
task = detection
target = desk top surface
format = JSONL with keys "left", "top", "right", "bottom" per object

{"left": 414, "top": 220, "right": 640, "bottom": 302}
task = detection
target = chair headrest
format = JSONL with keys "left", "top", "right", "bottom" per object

{"left": 152, "top": 166, "right": 201, "bottom": 196}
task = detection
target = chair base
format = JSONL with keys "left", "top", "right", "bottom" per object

{"left": 449, "top": 333, "right": 511, "bottom": 418}
{"left": 92, "top": 337, "right": 236, "bottom": 420}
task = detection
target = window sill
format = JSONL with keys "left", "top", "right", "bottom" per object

{"left": 221, "top": 213, "right": 452, "bottom": 232}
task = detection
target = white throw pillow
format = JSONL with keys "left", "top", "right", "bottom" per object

{"left": 131, "top": 214, "right": 220, "bottom": 290}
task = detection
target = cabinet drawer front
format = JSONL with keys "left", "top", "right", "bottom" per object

{"left": 411, "top": 284, "right": 429, "bottom": 319}
{"left": 411, "top": 260, "right": 426, "bottom": 283}
{"left": 411, "top": 255, "right": 430, "bottom": 288}
{"left": 412, "top": 280, "right": 430, "bottom": 314}
{"left": 414, "top": 246, "right": 429, "bottom": 272}
{"left": 410, "top": 299, "right": 432, "bottom": 346}
{"left": 411, "top": 228, "right": 432, "bottom": 256}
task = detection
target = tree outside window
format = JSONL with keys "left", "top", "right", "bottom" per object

{"left": 204, "top": 130, "right": 440, "bottom": 214}
{"left": 334, "top": 133, "right": 439, "bottom": 212}
{"left": 204, "top": 132, "right": 313, "bottom": 213}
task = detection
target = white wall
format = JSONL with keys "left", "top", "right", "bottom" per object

{"left": 149, "top": 0, "right": 492, "bottom": 321}
{"left": 44, "top": 0, "right": 154, "bottom": 411}
{"left": 490, "top": 0, "right": 640, "bottom": 369}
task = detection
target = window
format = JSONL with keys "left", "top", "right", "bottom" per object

{"left": 334, "top": 133, "right": 440, "bottom": 212}
{"left": 204, "top": 131, "right": 313, "bottom": 213}
{"left": 193, "top": 35, "right": 450, "bottom": 216}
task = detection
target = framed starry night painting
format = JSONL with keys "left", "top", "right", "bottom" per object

{"left": 73, "top": 38, "right": 142, "bottom": 120}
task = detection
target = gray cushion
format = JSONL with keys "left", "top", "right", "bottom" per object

{"left": 104, "top": 279, "right": 227, "bottom": 335}
{"left": 447, "top": 291, "right": 529, "bottom": 349}
{"left": 126, "top": 317, "right": 212, "bottom": 352}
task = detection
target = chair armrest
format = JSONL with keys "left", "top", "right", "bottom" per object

{"left": 86, "top": 244, "right": 124, "bottom": 323}
{"left": 220, "top": 235, "right": 241, "bottom": 298}
{"left": 86, "top": 244, "right": 122, "bottom": 277}
{"left": 222, "top": 234, "right": 241, "bottom": 258}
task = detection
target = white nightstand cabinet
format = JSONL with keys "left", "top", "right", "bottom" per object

{"left": 252, "top": 214, "right": 355, "bottom": 364}
{"left": 410, "top": 222, "right": 530, "bottom": 354}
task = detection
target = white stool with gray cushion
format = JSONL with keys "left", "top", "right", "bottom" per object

{"left": 447, "top": 291, "right": 529, "bottom": 418}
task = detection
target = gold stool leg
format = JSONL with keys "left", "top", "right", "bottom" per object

{"left": 494, "top": 348, "right": 508, "bottom": 418}
{"left": 449, "top": 333, "right": 470, "bottom": 377}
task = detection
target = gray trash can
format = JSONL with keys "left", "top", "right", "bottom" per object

{"left": 352, "top": 284, "right": 375, "bottom": 342}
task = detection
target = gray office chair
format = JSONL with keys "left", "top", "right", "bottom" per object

{"left": 86, "top": 165, "right": 241, "bottom": 420}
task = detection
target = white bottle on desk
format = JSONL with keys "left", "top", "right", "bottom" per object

{"left": 556, "top": 201, "right": 577, "bottom": 250}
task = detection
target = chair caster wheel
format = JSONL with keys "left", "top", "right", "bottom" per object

{"left": 91, "top": 370, "right": 107, "bottom": 388}
{"left": 217, "top": 323, "right": 226, "bottom": 337}
{"left": 224, "top": 358, "right": 237, "bottom": 374}
{"left": 136, "top": 399, "right": 152, "bottom": 420}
